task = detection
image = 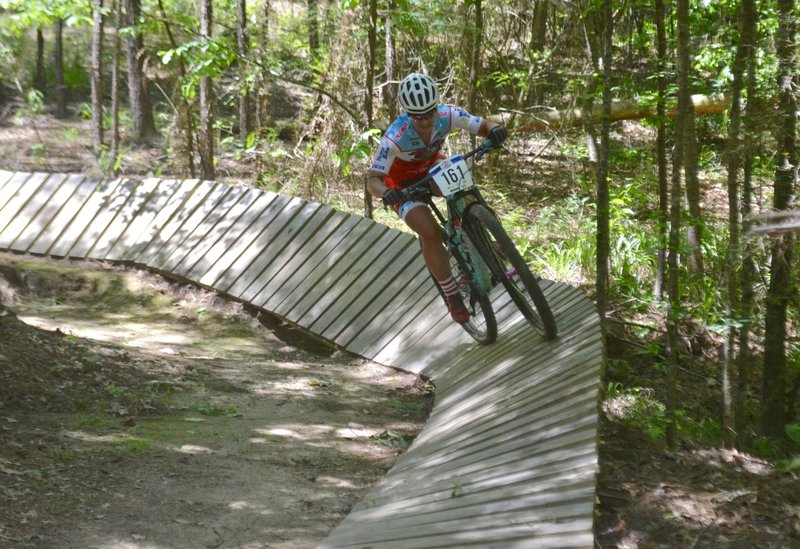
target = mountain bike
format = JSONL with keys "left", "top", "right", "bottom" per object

{"left": 402, "top": 139, "right": 558, "bottom": 344}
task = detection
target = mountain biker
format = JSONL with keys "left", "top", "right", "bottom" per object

{"left": 367, "top": 72, "right": 508, "bottom": 324}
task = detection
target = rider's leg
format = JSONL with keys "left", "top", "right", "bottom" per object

{"left": 403, "top": 206, "right": 450, "bottom": 280}
{"left": 403, "top": 205, "right": 469, "bottom": 323}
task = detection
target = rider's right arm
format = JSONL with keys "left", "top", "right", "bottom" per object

{"left": 367, "top": 171, "right": 388, "bottom": 199}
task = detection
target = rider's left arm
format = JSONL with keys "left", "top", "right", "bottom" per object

{"left": 477, "top": 120, "right": 501, "bottom": 139}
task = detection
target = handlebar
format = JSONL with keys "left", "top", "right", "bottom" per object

{"left": 402, "top": 138, "right": 497, "bottom": 199}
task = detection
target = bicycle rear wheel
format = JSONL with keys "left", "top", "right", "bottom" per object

{"left": 430, "top": 247, "right": 497, "bottom": 345}
{"left": 465, "top": 204, "right": 558, "bottom": 340}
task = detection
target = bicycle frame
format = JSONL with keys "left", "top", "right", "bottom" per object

{"left": 417, "top": 177, "right": 496, "bottom": 295}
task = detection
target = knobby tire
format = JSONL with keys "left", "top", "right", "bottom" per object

{"left": 465, "top": 204, "right": 558, "bottom": 340}
{"left": 426, "top": 239, "right": 498, "bottom": 345}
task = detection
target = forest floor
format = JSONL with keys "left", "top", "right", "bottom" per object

{"left": 1, "top": 112, "right": 799, "bottom": 548}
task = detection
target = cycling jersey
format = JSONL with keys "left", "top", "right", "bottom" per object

{"left": 369, "top": 105, "right": 483, "bottom": 189}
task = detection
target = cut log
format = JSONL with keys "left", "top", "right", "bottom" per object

{"left": 489, "top": 93, "right": 730, "bottom": 132}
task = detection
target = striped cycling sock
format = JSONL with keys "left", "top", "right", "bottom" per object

{"left": 438, "top": 276, "right": 459, "bottom": 296}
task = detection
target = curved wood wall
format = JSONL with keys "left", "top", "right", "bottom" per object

{"left": 0, "top": 170, "right": 603, "bottom": 548}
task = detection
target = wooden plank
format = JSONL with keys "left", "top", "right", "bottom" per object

{"left": 27, "top": 175, "right": 95, "bottom": 255}
{"left": 397, "top": 370, "right": 600, "bottom": 466}
{"left": 213, "top": 195, "right": 307, "bottom": 296}
{"left": 0, "top": 172, "right": 50, "bottom": 247}
{"left": 339, "top": 260, "right": 430, "bottom": 353}
{"left": 0, "top": 172, "right": 33, "bottom": 215}
{"left": 325, "top": 241, "right": 423, "bottom": 345}
{"left": 89, "top": 177, "right": 162, "bottom": 260}
{"left": 12, "top": 174, "right": 85, "bottom": 253}
{"left": 122, "top": 179, "right": 196, "bottom": 263}
{"left": 236, "top": 201, "right": 327, "bottom": 303}
{"left": 0, "top": 170, "right": 13, "bottom": 189}
{"left": 39, "top": 176, "right": 123, "bottom": 258}
{"left": 65, "top": 178, "right": 139, "bottom": 259}
{"left": 368, "top": 288, "right": 460, "bottom": 370}
{"left": 195, "top": 191, "right": 282, "bottom": 288}
{"left": 133, "top": 179, "right": 212, "bottom": 267}
{"left": 250, "top": 205, "right": 346, "bottom": 310}
{"left": 1, "top": 173, "right": 68, "bottom": 250}
{"left": 288, "top": 226, "right": 397, "bottom": 329}
{"left": 269, "top": 216, "right": 373, "bottom": 317}
{"left": 173, "top": 186, "right": 263, "bottom": 279}
{"left": 105, "top": 178, "right": 183, "bottom": 261}
{"left": 334, "top": 477, "right": 597, "bottom": 535}
{"left": 308, "top": 231, "right": 415, "bottom": 338}
{"left": 158, "top": 185, "right": 250, "bottom": 274}
{"left": 146, "top": 182, "right": 230, "bottom": 271}
{"left": 259, "top": 210, "right": 356, "bottom": 313}
{"left": 220, "top": 196, "right": 312, "bottom": 299}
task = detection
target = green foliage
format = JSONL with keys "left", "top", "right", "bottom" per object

{"left": 603, "top": 384, "right": 669, "bottom": 440}
{"left": 333, "top": 128, "right": 381, "bottom": 176}
{"left": 370, "top": 430, "right": 410, "bottom": 448}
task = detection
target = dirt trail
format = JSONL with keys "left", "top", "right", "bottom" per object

{"left": 0, "top": 253, "right": 431, "bottom": 548}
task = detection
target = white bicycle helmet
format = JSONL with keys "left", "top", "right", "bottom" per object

{"left": 398, "top": 73, "right": 439, "bottom": 114}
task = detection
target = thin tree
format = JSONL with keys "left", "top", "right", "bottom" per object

{"left": 762, "top": 0, "right": 797, "bottom": 439}
{"left": 307, "top": 0, "right": 320, "bottom": 63}
{"left": 125, "top": 0, "right": 157, "bottom": 142}
{"left": 595, "top": 0, "right": 612, "bottom": 319}
{"left": 364, "top": 0, "right": 378, "bottom": 219}
{"left": 35, "top": 28, "right": 45, "bottom": 94}
{"left": 91, "top": 0, "right": 104, "bottom": 157}
{"left": 653, "top": 0, "right": 668, "bottom": 299}
{"left": 684, "top": 108, "right": 704, "bottom": 276}
{"left": 198, "top": 0, "right": 216, "bottom": 180}
{"left": 54, "top": 18, "right": 66, "bottom": 118}
{"left": 155, "top": 0, "right": 197, "bottom": 177}
{"left": 736, "top": 0, "right": 760, "bottom": 447}
{"left": 256, "top": 0, "right": 271, "bottom": 130}
{"left": 467, "top": 0, "right": 482, "bottom": 115}
{"left": 665, "top": 0, "right": 693, "bottom": 449}
{"left": 237, "top": 0, "right": 253, "bottom": 143}
{"left": 723, "top": 0, "right": 756, "bottom": 449}
{"left": 110, "top": 0, "right": 122, "bottom": 173}
{"left": 384, "top": 0, "right": 397, "bottom": 121}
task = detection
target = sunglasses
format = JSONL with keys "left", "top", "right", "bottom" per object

{"left": 409, "top": 109, "right": 436, "bottom": 121}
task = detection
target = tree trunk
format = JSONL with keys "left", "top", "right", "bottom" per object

{"left": 762, "top": 0, "right": 797, "bottom": 439}
{"left": 523, "top": 0, "right": 549, "bottom": 106}
{"left": 54, "top": 19, "right": 66, "bottom": 118}
{"left": 199, "top": 0, "right": 216, "bottom": 180}
{"left": 384, "top": 0, "right": 397, "bottom": 121}
{"left": 595, "top": 0, "right": 612, "bottom": 319}
{"left": 156, "top": 0, "right": 196, "bottom": 178}
{"left": 653, "top": 0, "right": 668, "bottom": 299}
{"left": 35, "top": 28, "right": 45, "bottom": 94}
{"left": 504, "top": 93, "right": 729, "bottom": 132}
{"left": 665, "top": 0, "right": 693, "bottom": 450}
{"left": 364, "top": 0, "right": 377, "bottom": 219}
{"left": 237, "top": 0, "right": 253, "bottom": 143}
{"left": 468, "top": 0, "right": 483, "bottom": 115}
{"left": 723, "top": 0, "right": 756, "bottom": 449}
{"left": 110, "top": 0, "right": 122, "bottom": 173}
{"left": 684, "top": 113, "right": 704, "bottom": 276}
{"left": 736, "top": 1, "right": 760, "bottom": 448}
{"left": 530, "top": 0, "right": 548, "bottom": 53}
{"left": 307, "top": 0, "right": 319, "bottom": 63}
{"left": 91, "top": 0, "right": 105, "bottom": 157}
{"left": 256, "top": 0, "right": 272, "bottom": 130}
{"left": 125, "top": 0, "right": 157, "bottom": 143}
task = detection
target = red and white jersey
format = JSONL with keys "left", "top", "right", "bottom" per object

{"left": 369, "top": 105, "right": 483, "bottom": 188}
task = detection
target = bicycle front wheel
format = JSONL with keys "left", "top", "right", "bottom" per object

{"left": 465, "top": 204, "right": 558, "bottom": 340}
{"left": 429, "top": 246, "right": 497, "bottom": 345}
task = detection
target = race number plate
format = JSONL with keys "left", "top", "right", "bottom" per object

{"left": 430, "top": 156, "right": 474, "bottom": 197}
